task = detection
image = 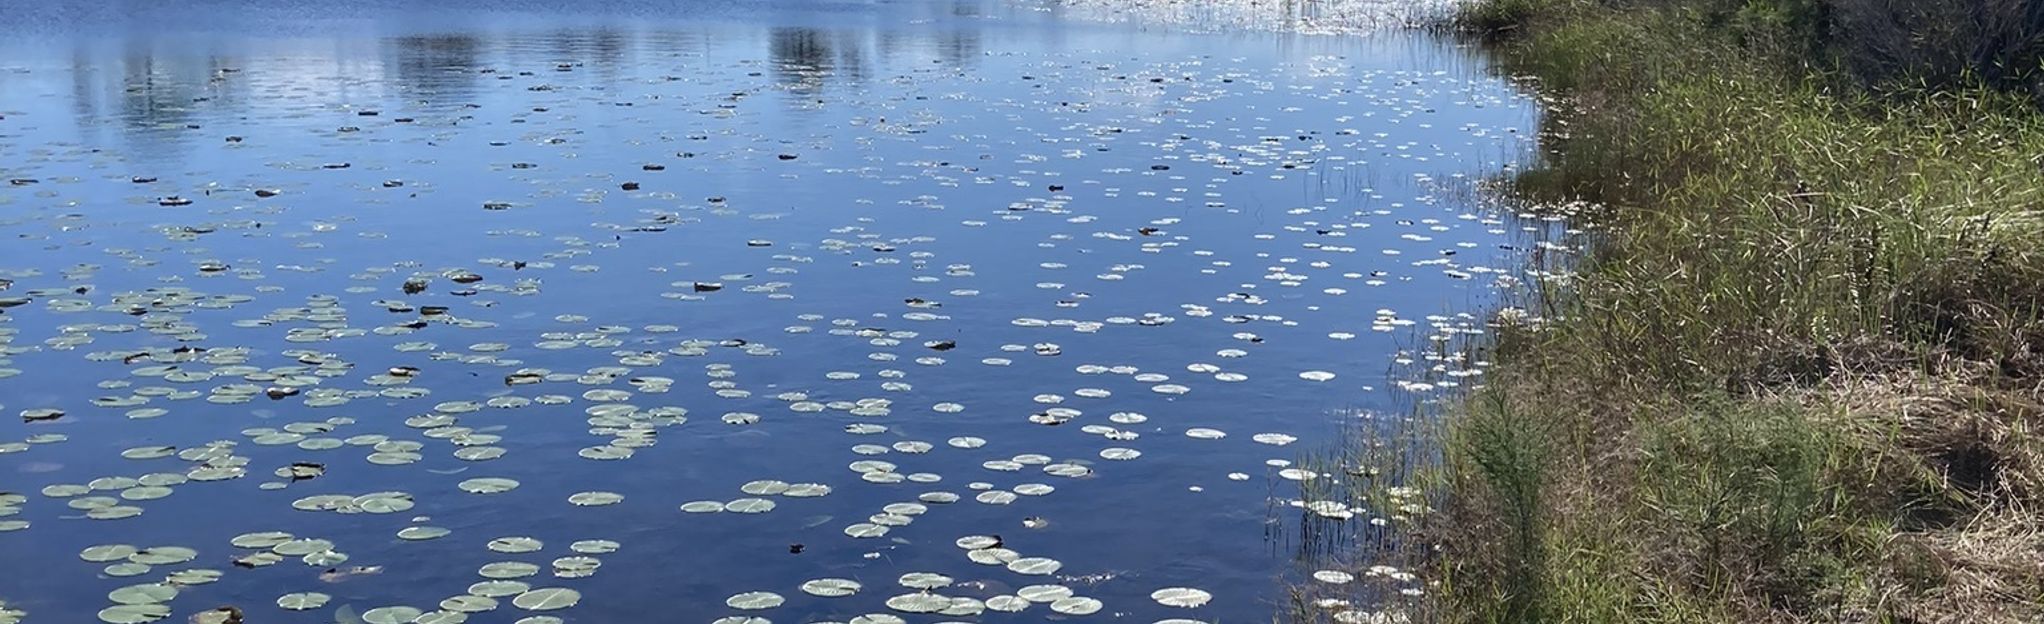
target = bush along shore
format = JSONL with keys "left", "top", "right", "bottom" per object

{"left": 1394, "top": 0, "right": 2044, "bottom": 622}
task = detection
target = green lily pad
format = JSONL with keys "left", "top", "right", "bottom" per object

{"left": 278, "top": 592, "right": 332, "bottom": 610}
{"left": 469, "top": 580, "right": 530, "bottom": 597}
{"left": 478, "top": 561, "right": 541, "bottom": 579}
{"left": 107, "top": 583, "right": 177, "bottom": 605}
{"left": 361, "top": 606, "right": 425, "bottom": 624}
{"left": 439, "top": 595, "right": 497, "bottom": 613}
{"left": 1050, "top": 596, "right": 1104, "bottom": 615}
{"left": 1151, "top": 587, "right": 1213, "bottom": 607}
{"left": 231, "top": 531, "right": 295, "bottom": 548}
{"left": 97, "top": 604, "right": 171, "bottom": 624}
{"left": 80, "top": 544, "right": 139, "bottom": 562}
{"left": 458, "top": 478, "right": 520, "bottom": 494}
{"left": 724, "top": 498, "right": 774, "bottom": 513}
{"left": 801, "top": 578, "right": 862, "bottom": 597}
{"left": 510, "top": 587, "right": 582, "bottom": 611}
{"left": 725, "top": 591, "right": 784, "bottom": 610}
{"left": 398, "top": 526, "right": 451, "bottom": 540}
{"left": 566, "top": 491, "right": 623, "bottom": 506}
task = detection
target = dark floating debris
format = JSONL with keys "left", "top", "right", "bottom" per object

{"left": 319, "top": 566, "right": 383, "bottom": 583}
{"left": 284, "top": 462, "right": 325, "bottom": 481}
{"left": 189, "top": 605, "right": 243, "bottom": 624}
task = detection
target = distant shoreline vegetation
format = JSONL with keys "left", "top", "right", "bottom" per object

{"left": 1388, "top": 0, "right": 2044, "bottom": 622}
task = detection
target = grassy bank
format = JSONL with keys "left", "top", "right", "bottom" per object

{"left": 1419, "top": 1, "right": 2044, "bottom": 622}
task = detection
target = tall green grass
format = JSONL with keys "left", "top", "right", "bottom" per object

{"left": 1408, "top": 0, "right": 2044, "bottom": 621}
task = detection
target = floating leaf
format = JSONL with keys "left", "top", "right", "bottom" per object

{"left": 511, "top": 588, "right": 581, "bottom": 611}
{"left": 439, "top": 595, "right": 497, "bottom": 613}
{"left": 1049, "top": 596, "right": 1103, "bottom": 615}
{"left": 567, "top": 491, "right": 623, "bottom": 506}
{"left": 107, "top": 583, "right": 177, "bottom": 605}
{"left": 724, "top": 591, "right": 784, "bottom": 610}
{"left": 488, "top": 537, "right": 544, "bottom": 553}
{"left": 361, "top": 607, "right": 424, "bottom": 624}
{"left": 398, "top": 526, "right": 451, "bottom": 541}
{"left": 80, "top": 544, "right": 139, "bottom": 562}
{"left": 96, "top": 604, "right": 171, "bottom": 624}
{"left": 278, "top": 592, "right": 333, "bottom": 610}
{"left": 1150, "top": 587, "right": 1213, "bottom": 608}
{"left": 1017, "top": 584, "right": 1073, "bottom": 602}
{"left": 458, "top": 478, "right": 520, "bottom": 494}
{"left": 478, "top": 561, "right": 541, "bottom": 579}
{"left": 231, "top": 531, "right": 295, "bottom": 548}
{"left": 801, "top": 578, "right": 862, "bottom": 597}
{"left": 985, "top": 595, "right": 1030, "bottom": 612}
{"left": 724, "top": 498, "right": 774, "bottom": 514}
{"left": 569, "top": 539, "right": 619, "bottom": 554}
{"left": 469, "top": 581, "right": 531, "bottom": 598}
{"left": 898, "top": 572, "right": 953, "bottom": 589}
{"left": 885, "top": 592, "right": 953, "bottom": 613}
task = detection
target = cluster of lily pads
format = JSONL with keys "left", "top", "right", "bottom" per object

{"left": 0, "top": 8, "right": 1545, "bottom": 623}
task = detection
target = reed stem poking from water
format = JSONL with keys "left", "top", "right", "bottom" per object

{"left": 1323, "top": 0, "right": 2044, "bottom": 622}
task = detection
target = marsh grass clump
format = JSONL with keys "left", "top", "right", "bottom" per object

{"left": 1403, "top": 0, "right": 2044, "bottom": 621}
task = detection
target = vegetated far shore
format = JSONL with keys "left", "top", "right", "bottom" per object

{"left": 1387, "top": 0, "right": 2044, "bottom": 622}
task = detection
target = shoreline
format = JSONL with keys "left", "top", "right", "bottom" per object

{"left": 1402, "top": 1, "right": 2044, "bottom": 622}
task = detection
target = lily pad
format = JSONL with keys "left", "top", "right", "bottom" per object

{"left": 96, "top": 604, "right": 171, "bottom": 624}
{"left": 458, "top": 478, "right": 521, "bottom": 494}
{"left": 278, "top": 592, "right": 333, "bottom": 610}
{"left": 1049, "top": 596, "right": 1104, "bottom": 615}
{"left": 107, "top": 583, "right": 178, "bottom": 605}
{"left": 801, "top": 578, "right": 862, "bottom": 597}
{"left": 725, "top": 591, "right": 784, "bottom": 610}
{"left": 725, "top": 498, "right": 775, "bottom": 513}
{"left": 1150, "top": 587, "right": 1213, "bottom": 608}
{"left": 511, "top": 587, "right": 581, "bottom": 611}
{"left": 361, "top": 607, "right": 425, "bottom": 624}
{"left": 567, "top": 491, "right": 623, "bottom": 506}
{"left": 885, "top": 592, "right": 953, "bottom": 613}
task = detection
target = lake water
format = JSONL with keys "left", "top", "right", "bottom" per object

{"left": 0, "top": 1, "right": 1540, "bottom": 622}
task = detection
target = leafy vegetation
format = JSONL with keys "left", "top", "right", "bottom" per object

{"left": 1419, "top": 0, "right": 2044, "bottom": 621}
